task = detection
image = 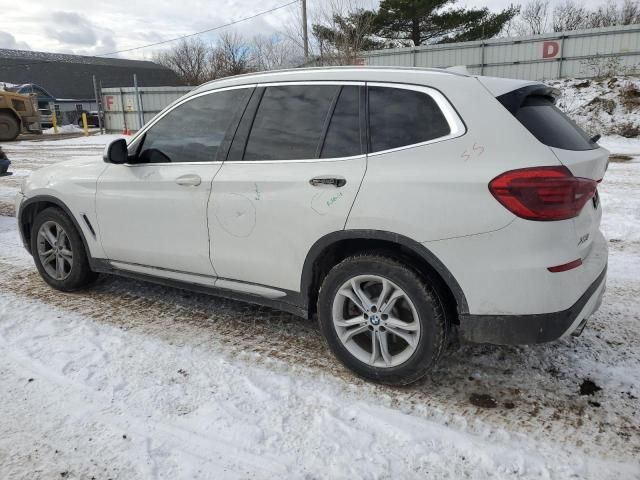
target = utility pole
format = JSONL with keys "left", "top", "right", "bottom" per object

{"left": 302, "top": 0, "right": 309, "bottom": 59}
{"left": 92, "top": 75, "right": 103, "bottom": 134}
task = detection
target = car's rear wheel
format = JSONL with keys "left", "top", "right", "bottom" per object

{"left": 31, "top": 207, "right": 98, "bottom": 291}
{"left": 317, "top": 255, "right": 446, "bottom": 385}
{"left": 0, "top": 112, "right": 20, "bottom": 141}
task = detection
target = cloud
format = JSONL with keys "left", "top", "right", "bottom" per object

{"left": 0, "top": 31, "right": 31, "bottom": 50}
{"left": 94, "top": 35, "right": 117, "bottom": 55}
{"left": 44, "top": 12, "right": 98, "bottom": 46}
{"left": 74, "top": 36, "right": 119, "bottom": 57}
{"left": 0, "top": 1, "right": 303, "bottom": 59}
{"left": 38, "top": 11, "right": 119, "bottom": 56}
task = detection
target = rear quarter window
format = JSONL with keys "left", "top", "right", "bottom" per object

{"left": 368, "top": 86, "right": 451, "bottom": 153}
{"left": 499, "top": 92, "right": 596, "bottom": 151}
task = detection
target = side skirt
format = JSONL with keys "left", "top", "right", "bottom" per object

{"left": 90, "top": 258, "right": 308, "bottom": 319}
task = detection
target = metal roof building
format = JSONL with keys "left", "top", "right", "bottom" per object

{"left": 0, "top": 49, "right": 178, "bottom": 99}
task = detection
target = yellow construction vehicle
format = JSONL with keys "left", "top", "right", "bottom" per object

{"left": 0, "top": 90, "right": 41, "bottom": 141}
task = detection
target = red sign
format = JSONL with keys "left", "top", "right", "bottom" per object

{"left": 105, "top": 95, "right": 114, "bottom": 110}
{"left": 542, "top": 41, "right": 560, "bottom": 59}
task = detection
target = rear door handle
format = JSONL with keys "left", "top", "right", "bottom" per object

{"left": 309, "top": 176, "right": 347, "bottom": 187}
{"left": 175, "top": 174, "right": 201, "bottom": 186}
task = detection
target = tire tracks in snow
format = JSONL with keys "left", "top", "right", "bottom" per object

{"left": 0, "top": 330, "right": 290, "bottom": 479}
{"left": 1, "top": 257, "right": 638, "bottom": 464}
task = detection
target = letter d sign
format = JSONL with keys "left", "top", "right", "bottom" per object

{"left": 542, "top": 41, "right": 560, "bottom": 59}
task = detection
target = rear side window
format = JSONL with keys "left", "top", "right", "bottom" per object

{"left": 501, "top": 94, "right": 596, "bottom": 151}
{"left": 244, "top": 85, "right": 339, "bottom": 161}
{"left": 138, "top": 88, "right": 250, "bottom": 163}
{"left": 368, "top": 86, "right": 451, "bottom": 153}
{"left": 321, "top": 86, "right": 362, "bottom": 158}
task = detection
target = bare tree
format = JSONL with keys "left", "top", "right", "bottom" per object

{"left": 210, "top": 31, "right": 254, "bottom": 79}
{"left": 155, "top": 31, "right": 263, "bottom": 83}
{"left": 620, "top": 0, "right": 640, "bottom": 24}
{"left": 516, "top": 0, "right": 551, "bottom": 35}
{"left": 586, "top": 0, "right": 621, "bottom": 27}
{"left": 583, "top": 0, "right": 640, "bottom": 27}
{"left": 282, "top": 2, "right": 310, "bottom": 61}
{"left": 250, "top": 34, "right": 300, "bottom": 71}
{"left": 154, "top": 38, "right": 210, "bottom": 85}
{"left": 553, "top": 0, "right": 588, "bottom": 32}
{"left": 509, "top": 0, "right": 640, "bottom": 35}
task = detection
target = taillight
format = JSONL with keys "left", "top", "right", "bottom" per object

{"left": 488, "top": 166, "right": 598, "bottom": 221}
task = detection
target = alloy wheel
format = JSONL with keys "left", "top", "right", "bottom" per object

{"left": 37, "top": 220, "right": 74, "bottom": 281}
{"left": 331, "top": 275, "right": 421, "bottom": 368}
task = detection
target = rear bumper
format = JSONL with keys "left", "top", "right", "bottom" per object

{"left": 459, "top": 265, "right": 607, "bottom": 344}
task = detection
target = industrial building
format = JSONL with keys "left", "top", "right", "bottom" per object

{"left": 0, "top": 48, "right": 177, "bottom": 102}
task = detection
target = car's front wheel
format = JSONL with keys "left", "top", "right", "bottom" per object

{"left": 30, "top": 207, "right": 97, "bottom": 291}
{"left": 318, "top": 255, "right": 446, "bottom": 385}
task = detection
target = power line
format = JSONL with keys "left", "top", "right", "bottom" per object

{"left": 96, "top": 0, "right": 300, "bottom": 56}
{"left": 0, "top": 0, "right": 299, "bottom": 70}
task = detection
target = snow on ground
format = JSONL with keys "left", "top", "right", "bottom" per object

{"left": 599, "top": 135, "right": 640, "bottom": 156}
{"left": 0, "top": 136, "right": 639, "bottom": 478}
{"left": 550, "top": 76, "right": 640, "bottom": 138}
{"left": 42, "top": 124, "right": 85, "bottom": 135}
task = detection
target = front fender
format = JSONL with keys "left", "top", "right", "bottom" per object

{"left": 19, "top": 157, "right": 107, "bottom": 259}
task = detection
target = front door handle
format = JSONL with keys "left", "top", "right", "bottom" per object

{"left": 175, "top": 174, "right": 201, "bottom": 186}
{"left": 309, "top": 176, "right": 347, "bottom": 188}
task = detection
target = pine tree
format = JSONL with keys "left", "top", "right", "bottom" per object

{"left": 374, "top": 0, "right": 520, "bottom": 46}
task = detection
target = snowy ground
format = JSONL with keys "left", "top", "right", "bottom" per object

{"left": 0, "top": 134, "right": 639, "bottom": 479}
{"left": 551, "top": 76, "right": 640, "bottom": 138}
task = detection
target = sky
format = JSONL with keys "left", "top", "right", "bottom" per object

{"left": 0, "top": 0, "right": 617, "bottom": 60}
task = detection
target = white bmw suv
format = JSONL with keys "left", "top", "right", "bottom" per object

{"left": 16, "top": 67, "right": 608, "bottom": 385}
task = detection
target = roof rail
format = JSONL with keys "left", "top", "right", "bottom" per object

{"left": 199, "top": 65, "right": 469, "bottom": 88}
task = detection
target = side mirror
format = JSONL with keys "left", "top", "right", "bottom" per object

{"left": 103, "top": 138, "right": 129, "bottom": 164}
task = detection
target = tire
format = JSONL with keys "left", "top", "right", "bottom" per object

{"left": 317, "top": 254, "right": 446, "bottom": 385}
{"left": 0, "top": 112, "right": 20, "bottom": 141}
{"left": 30, "top": 207, "right": 98, "bottom": 291}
